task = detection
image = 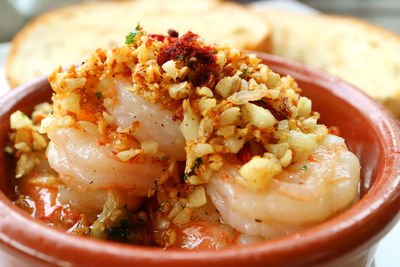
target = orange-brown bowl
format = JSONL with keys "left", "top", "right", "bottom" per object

{"left": 0, "top": 53, "right": 399, "bottom": 267}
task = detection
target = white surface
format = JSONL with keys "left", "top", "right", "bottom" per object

{"left": 0, "top": 42, "right": 11, "bottom": 96}
{"left": 0, "top": 1, "right": 399, "bottom": 266}
{"left": 376, "top": 222, "right": 400, "bottom": 267}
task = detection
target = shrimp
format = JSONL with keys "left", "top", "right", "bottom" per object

{"left": 207, "top": 134, "right": 360, "bottom": 239}
{"left": 108, "top": 78, "right": 186, "bottom": 161}
{"left": 46, "top": 77, "right": 185, "bottom": 195}
{"left": 47, "top": 124, "right": 170, "bottom": 195}
{"left": 150, "top": 196, "right": 239, "bottom": 249}
{"left": 150, "top": 194, "right": 267, "bottom": 248}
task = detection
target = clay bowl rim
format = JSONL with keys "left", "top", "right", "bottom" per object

{"left": 0, "top": 52, "right": 400, "bottom": 266}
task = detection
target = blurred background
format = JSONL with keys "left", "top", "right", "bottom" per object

{"left": 1, "top": 0, "right": 400, "bottom": 42}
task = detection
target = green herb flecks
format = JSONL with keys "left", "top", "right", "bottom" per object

{"left": 240, "top": 67, "right": 249, "bottom": 78}
{"left": 193, "top": 157, "right": 203, "bottom": 169}
{"left": 176, "top": 54, "right": 184, "bottom": 60}
{"left": 256, "top": 99, "right": 267, "bottom": 105}
{"left": 95, "top": 92, "right": 103, "bottom": 99}
{"left": 161, "top": 155, "right": 169, "bottom": 161}
{"left": 301, "top": 165, "right": 308, "bottom": 171}
{"left": 210, "top": 49, "right": 217, "bottom": 54}
{"left": 187, "top": 57, "right": 197, "bottom": 69}
{"left": 125, "top": 22, "right": 141, "bottom": 45}
{"left": 106, "top": 205, "right": 134, "bottom": 242}
{"left": 183, "top": 157, "right": 203, "bottom": 182}
{"left": 108, "top": 219, "right": 136, "bottom": 242}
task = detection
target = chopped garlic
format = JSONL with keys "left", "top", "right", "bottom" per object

{"left": 223, "top": 136, "right": 245, "bottom": 153}
{"left": 162, "top": 60, "right": 178, "bottom": 80}
{"left": 117, "top": 149, "right": 142, "bottom": 161}
{"left": 141, "top": 140, "right": 159, "bottom": 155}
{"left": 219, "top": 107, "right": 241, "bottom": 126}
{"left": 242, "top": 103, "right": 276, "bottom": 128}
{"left": 197, "top": 87, "right": 214, "bottom": 97}
{"left": 288, "top": 130, "right": 317, "bottom": 157}
{"left": 64, "top": 78, "right": 86, "bottom": 91}
{"left": 187, "top": 186, "right": 207, "bottom": 208}
{"left": 194, "top": 143, "right": 214, "bottom": 158}
{"left": 60, "top": 93, "right": 80, "bottom": 114}
{"left": 237, "top": 156, "right": 282, "bottom": 191}
{"left": 280, "top": 149, "right": 293, "bottom": 167}
{"left": 297, "top": 97, "right": 312, "bottom": 117}
{"left": 215, "top": 76, "right": 241, "bottom": 98}
{"left": 168, "top": 81, "right": 190, "bottom": 100}
{"left": 199, "top": 97, "right": 217, "bottom": 116}
{"left": 180, "top": 100, "right": 200, "bottom": 141}
{"left": 102, "top": 111, "right": 114, "bottom": 124}
{"left": 10, "top": 111, "right": 32, "bottom": 129}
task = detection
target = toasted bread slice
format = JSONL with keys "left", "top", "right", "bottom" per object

{"left": 256, "top": 9, "right": 400, "bottom": 117}
{"left": 6, "top": 0, "right": 271, "bottom": 88}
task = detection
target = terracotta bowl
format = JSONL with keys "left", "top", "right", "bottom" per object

{"left": 0, "top": 53, "right": 399, "bottom": 267}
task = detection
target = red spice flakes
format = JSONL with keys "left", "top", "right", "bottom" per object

{"left": 237, "top": 143, "right": 252, "bottom": 163}
{"left": 172, "top": 105, "right": 183, "bottom": 122}
{"left": 328, "top": 126, "right": 341, "bottom": 136}
{"left": 307, "top": 154, "right": 319, "bottom": 162}
{"left": 148, "top": 34, "right": 166, "bottom": 42}
{"left": 157, "top": 31, "right": 217, "bottom": 86}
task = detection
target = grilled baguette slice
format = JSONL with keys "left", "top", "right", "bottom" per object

{"left": 6, "top": 0, "right": 271, "bottom": 87}
{"left": 257, "top": 9, "right": 400, "bottom": 117}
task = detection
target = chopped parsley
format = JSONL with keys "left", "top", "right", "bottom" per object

{"left": 95, "top": 92, "right": 103, "bottom": 99}
{"left": 125, "top": 22, "right": 141, "bottom": 45}
{"left": 210, "top": 49, "right": 217, "bottom": 54}
{"left": 176, "top": 54, "right": 184, "bottom": 60}
{"left": 161, "top": 155, "right": 169, "bottom": 161}
{"left": 301, "top": 165, "right": 308, "bottom": 171}
{"left": 108, "top": 219, "right": 135, "bottom": 242}
{"left": 193, "top": 157, "right": 203, "bottom": 169}
{"left": 257, "top": 99, "right": 267, "bottom": 105}
{"left": 240, "top": 67, "right": 249, "bottom": 78}
{"left": 182, "top": 157, "right": 203, "bottom": 182}
{"left": 107, "top": 205, "right": 134, "bottom": 242}
{"left": 187, "top": 57, "right": 197, "bottom": 69}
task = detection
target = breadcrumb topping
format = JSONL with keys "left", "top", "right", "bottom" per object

{"left": 41, "top": 26, "right": 328, "bottom": 192}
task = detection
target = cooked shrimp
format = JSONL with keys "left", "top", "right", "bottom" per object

{"left": 47, "top": 123, "right": 170, "bottom": 195}
{"left": 151, "top": 197, "right": 239, "bottom": 249}
{"left": 46, "top": 77, "right": 186, "bottom": 194}
{"left": 109, "top": 78, "right": 186, "bottom": 161}
{"left": 58, "top": 186, "right": 143, "bottom": 216}
{"left": 207, "top": 134, "right": 360, "bottom": 239}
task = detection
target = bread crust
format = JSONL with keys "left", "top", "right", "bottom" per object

{"left": 255, "top": 8, "right": 400, "bottom": 117}
{"left": 5, "top": 0, "right": 271, "bottom": 88}
{"left": 6, "top": 2, "right": 96, "bottom": 88}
